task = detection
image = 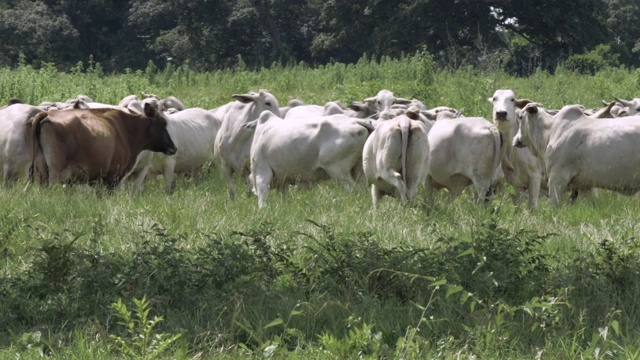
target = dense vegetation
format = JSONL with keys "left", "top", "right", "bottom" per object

{"left": 1, "top": 56, "right": 640, "bottom": 358}
{"left": 0, "top": 0, "right": 639, "bottom": 76}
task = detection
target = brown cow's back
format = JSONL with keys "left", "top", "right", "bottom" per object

{"left": 26, "top": 106, "right": 176, "bottom": 190}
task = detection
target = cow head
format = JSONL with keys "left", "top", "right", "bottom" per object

{"left": 513, "top": 102, "right": 542, "bottom": 150}
{"left": 615, "top": 97, "right": 640, "bottom": 116}
{"left": 347, "top": 101, "right": 375, "bottom": 118}
{"left": 364, "top": 89, "right": 411, "bottom": 116}
{"left": 144, "top": 103, "right": 177, "bottom": 155}
{"left": 489, "top": 89, "right": 532, "bottom": 123}
{"left": 232, "top": 90, "right": 282, "bottom": 118}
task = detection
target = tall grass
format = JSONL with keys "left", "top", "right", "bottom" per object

{"left": 1, "top": 56, "right": 640, "bottom": 358}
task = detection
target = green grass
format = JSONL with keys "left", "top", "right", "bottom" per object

{"left": 1, "top": 56, "right": 640, "bottom": 358}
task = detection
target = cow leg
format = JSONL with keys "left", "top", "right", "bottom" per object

{"left": 3, "top": 164, "right": 15, "bottom": 185}
{"left": 220, "top": 160, "right": 237, "bottom": 199}
{"left": 423, "top": 177, "right": 436, "bottom": 206}
{"left": 548, "top": 175, "right": 568, "bottom": 206}
{"left": 253, "top": 169, "right": 273, "bottom": 208}
{"left": 105, "top": 177, "right": 120, "bottom": 194}
{"left": 379, "top": 171, "right": 407, "bottom": 204}
{"left": 163, "top": 156, "right": 177, "bottom": 194}
{"left": 132, "top": 166, "right": 150, "bottom": 194}
{"left": 371, "top": 184, "right": 382, "bottom": 209}
{"left": 323, "top": 165, "right": 355, "bottom": 190}
{"left": 472, "top": 179, "right": 492, "bottom": 204}
{"left": 527, "top": 174, "right": 542, "bottom": 211}
{"left": 244, "top": 174, "right": 256, "bottom": 197}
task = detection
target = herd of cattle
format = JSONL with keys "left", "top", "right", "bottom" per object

{"left": 1, "top": 89, "right": 640, "bottom": 209}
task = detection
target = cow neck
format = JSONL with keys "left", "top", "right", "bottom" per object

{"left": 495, "top": 115, "right": 519, "bottom": 151}
{"left": 122, "top": 113, "right": 153, "bottom": 160}
{"left": 527, "top": 110, "right": 555, "bottom": 159}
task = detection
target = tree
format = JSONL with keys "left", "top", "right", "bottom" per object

{"left": 605, "top": 0, "right": 640, "bottom": 66}
{"left": 0, "top": 1, "right": 79, "bottom": 67}
{"left": 494, "top": 0, "right": 612, "bottom": 74}
{"left": 40, "top": 0, "right": 130, "bottom": 71}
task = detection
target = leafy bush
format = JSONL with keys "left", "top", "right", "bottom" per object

{"left": 564, "top": 44, "right": 621, "bottom": 75}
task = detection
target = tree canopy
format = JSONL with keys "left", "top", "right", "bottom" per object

{"left": 0, "top": 0, "right": 638, "bottom": 75}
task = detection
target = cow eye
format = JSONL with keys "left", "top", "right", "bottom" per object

{"left": 265, "top": 101, "right": 272, "bottom": 107}
{"left": 492, "top": 97, "right": 496, "bottom": 102}
{"left": 510, "top": 98, "right": 515, "bottom": 102}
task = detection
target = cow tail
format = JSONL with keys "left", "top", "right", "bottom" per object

{"left": 24, "top": 112, "right": 48, "bottom": 191}
{"left": 400, "top": 118, "right": 410, "bottom": 187}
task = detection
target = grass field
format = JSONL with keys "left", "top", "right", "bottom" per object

{"left": 2, "top": 56, "right": 640, "bottom": 358}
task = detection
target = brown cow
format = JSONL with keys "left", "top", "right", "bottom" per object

{"left": 25, "top": 103, "right": 176, "bottom": 191}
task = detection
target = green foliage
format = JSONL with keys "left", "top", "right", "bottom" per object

{"left": 108, "top": 296, "right": 182, "bottom": 359}
{"left": 438, "top": 220, "right": 552, "bottom": 304}
{"left": 0, "top": 0, "right": 638, "bottom": 73}
{"left": 318, "top": 316, "right": 384, "bottom": 358}
{"left": 564, "top": 44, "right": 621, "bottom": 75}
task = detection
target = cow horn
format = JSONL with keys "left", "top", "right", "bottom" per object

{"left": 615, "top": 98, "right": 632, "bottom": 107}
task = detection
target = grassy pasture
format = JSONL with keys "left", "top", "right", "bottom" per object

{"left": 2, "top": 57, "right": 640, "bottom": 358}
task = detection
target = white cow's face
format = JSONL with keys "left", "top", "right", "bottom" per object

{"left": 513, "top": 108, "right": 528, "bottom": 147}
{"left": 258, "top": 91, "right": 281, "bottom": 117}
{"left": 365, "top": 89, "right": 396, "bottom": 114}
{"left": 615, "top": 98, "right": 640, "bottom": 117}
{"left": 628, "top": 99, "right": 640, "bottom": 116}
{"left": 513, "top": 104, "right": 542, "bottom": 157}
{"left": 489, "top": 89, "right": 516, "bottom": 122}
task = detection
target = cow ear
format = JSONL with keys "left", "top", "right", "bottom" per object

{"left": 394, "top": 97, "right": 411, "bottom": 105}
{"left": 487, "top": 97, "right": 493, "bottom": 103}
{"left": 406, "top": 109, "right": 420, "bottom": 120}
{"left": 525, "top": 105, "right": 539, "bottom": 114}
{"left": 423, "top": 110, "right": 438, "bottom": 121}
{"left": 515, "top": 99, "right": 532, "bottom": 109}
{"left": 233, "top": 93, "right": 257, "bottom": 104}
{"left": 349, "top": 101, "right": 366, "bottom": 111}
{"left": 144, "top": 102, "right": 158, "bottom": 117}
{"left": 363, "top": 97, "right": 376, "bottom": 104}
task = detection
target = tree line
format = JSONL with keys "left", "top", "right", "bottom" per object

{"left": 0, "top": 0, "right": 638, "bottom": 76}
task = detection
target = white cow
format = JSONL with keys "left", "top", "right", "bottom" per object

{"left": 0, "top": 103, "right": 45, "bottom": 183}
{"left": 279, "top": 99, "right": 304, "bottom": 118}
{"left": 118, "top": 94, "right": 140, "bottom": 108}
{"left": 488, "top": 89, "right": 543, "bottom": 210}
{"left": 158, "top": 96, "right": 186, "bottom": 113}
{"left": 425, "top": 113, "right": 503, "bottom": 204}
{"left": 249, "top": 111, "right": 373, "bottom": 208}
{"left": 513, "top": 103, "right": 640, "bottom": 205}
{"left": 615, "top": 97, "right": 640, "bottom": 116}
{"left": 364, "top": 89, "right": 411, "bottom": 114}
{"left": 284, "top": 101, "right": 345, "bottom": 120}
{"left": 362, "top": 111, "right": 431, "bottom": 208}
{"left": 346, "top": 90, "right": 412, "bottom": 119}
{"left": 123, "top": 107, "right": 222, "bottom": 193}
{"left": 214, "top": 90, "right": 281, "bottom": 198}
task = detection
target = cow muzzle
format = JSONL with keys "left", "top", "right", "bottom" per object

{"left": 513, "top": 137, "right": 525, "bottom": 148}
{"left": 494, "top": 111, "right": 508, "bottom": 121}
{"left": 165, "top": 145, "right": 178, "bottom": 155}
